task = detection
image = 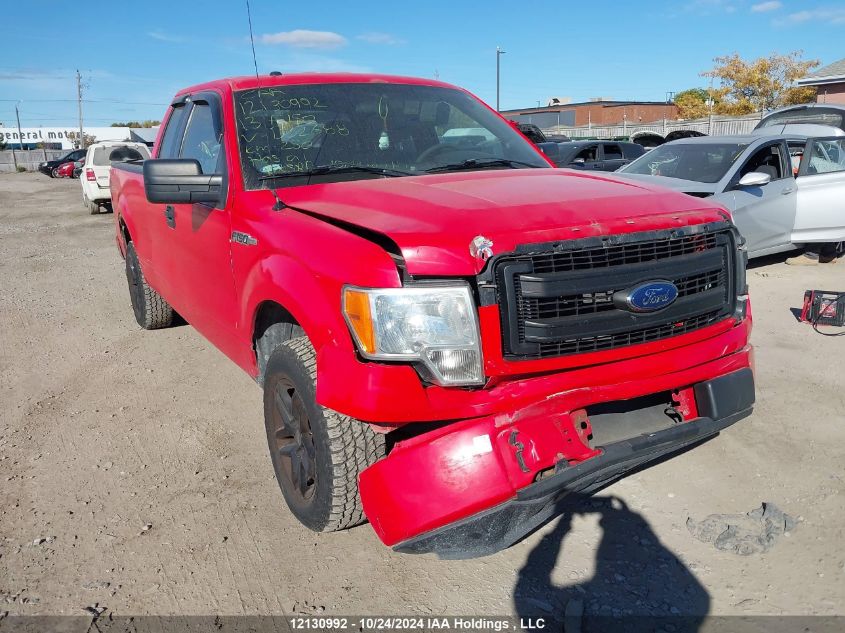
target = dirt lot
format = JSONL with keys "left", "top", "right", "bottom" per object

{"left": 1, "top": 171, "right": 843, "bottom": 623}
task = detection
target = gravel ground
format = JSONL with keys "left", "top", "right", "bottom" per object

{"left": 1, "top": 171, "right": 843, "bottom": 624}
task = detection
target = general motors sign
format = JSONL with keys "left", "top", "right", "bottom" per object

{"left": 1, "top": 126, "right": 131, "bottom": 149}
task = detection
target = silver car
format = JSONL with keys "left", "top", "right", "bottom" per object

{"left": 615, "top": 134, "right": 845, "bottom": 258}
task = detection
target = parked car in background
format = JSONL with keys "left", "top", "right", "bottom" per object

{"left": 541, "top": 140, "right": 645, "bottom": 171}
{"left": 513, "top": 122, "right": 570, "bottom": 144}
{"left": 55, "top": 160, "right": 81, "bottom": 179}
{"left": 38, "top": 148, "right": 87, "bottom": 178}
{"left": 81, "top": 142, "right": 150, "bottom": 214}
{"left": 616, "top": 134, "right": 845, "bottom": 257}
{"left": 630, "top": 130, "right": 707, "bottom": 150}
{"left": 109, "top": 72, "right": 755, "bottom": 558}
{"left": 756, "top": 104, "right": 845, "bottom": 134}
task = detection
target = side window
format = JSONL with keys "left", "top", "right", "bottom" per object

{"left": 738, "top": 144, "right": 784, "bottom": 181}
{"left": 807, "top": 139, "right": 845, "bottom": 175}
{"left": 602, "top": 143, "right": 623, "bottom": 160}
{"left": 575, "top": 145, "right": 597, "bottom": 162}
{"left": 180, "top": 103, "right": 223, "bottom": 175}
{"left": 158, "top": 104, "right": 188, "bottom": 159}
{"left": 788, "top": 142, "right": 805, "bottom": 176}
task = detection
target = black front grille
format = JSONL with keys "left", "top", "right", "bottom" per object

{"left": 494, "top": 226, "right": 736, "bottom": 360}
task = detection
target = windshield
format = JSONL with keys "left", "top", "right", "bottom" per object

{"left": 234, "top": 83, "right": 549, "bottom": 189}
{"left": 92, "top": 144, "right": 149, "bottom": 165}
{"left": 621, "top": 142, "right": 748, "bottom": 183}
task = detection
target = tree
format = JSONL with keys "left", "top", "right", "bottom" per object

{"left": 111, "top": 120, "right": 161, "bottom": 128}
{"left": 65, "top": 131, "right": 97, "bottom": 148}
{"left": 674, "top": 88, "right": 710, "bottom": 119}
{"left": 702, "top": 51, "right": 819, "bottom": 114}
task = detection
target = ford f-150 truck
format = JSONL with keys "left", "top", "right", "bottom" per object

{"left": 110, "top": 73, "right": 755, "bottom": 559}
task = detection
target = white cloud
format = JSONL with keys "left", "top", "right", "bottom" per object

{"left": 356, "top": 32, "right": 405, "bottom": 45}
{"left": 147, "top": 30, "right": 185, "bottom": 43}
{"left": 751, "top": 1, "right": 781, "bottom": 12}
{"left": 260, "top": 30, "right": 347, "bottom": 49}
{"left": 778, "top": 7, "right": 845, "bottom": 24}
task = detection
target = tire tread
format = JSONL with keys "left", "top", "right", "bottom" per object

{"left": 126, "top": 242, "right": 174, "bottom": 330}
{"left": 277, "top": 336, "right": 385, "bottom": 531}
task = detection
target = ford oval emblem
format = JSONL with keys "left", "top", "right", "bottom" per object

{"left": 613, "top": 281, "right": 679, "bottom": 313}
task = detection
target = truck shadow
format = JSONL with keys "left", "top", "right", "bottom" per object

{"left": 513, "top": 493, "right": 709, "bottom": 632}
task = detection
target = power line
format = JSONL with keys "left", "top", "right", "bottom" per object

{"left": 0, "top": 99, "right": 169, "bottom": 105}
{"left": 0, "top": 117, "right": 140, "bottom": 122}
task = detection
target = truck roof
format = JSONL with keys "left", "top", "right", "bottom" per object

{"left": 175, "top": 73, "right": 461, "bottom": 99}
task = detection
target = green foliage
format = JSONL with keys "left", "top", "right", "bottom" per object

{"left": 111, "top": 120, "right": 161, "bottom": 128}
{"left": 674, "top": 88, "right": 712, "bottom": 119}
{"left": 16, "top": 165, "right": 27, "bottom": 172}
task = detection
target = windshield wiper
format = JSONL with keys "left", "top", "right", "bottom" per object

{"left": 424, "top": 158, "right": 544, "bottom": 173}
{"left": 258, "top": 164, "right": 413, "bottom": 182}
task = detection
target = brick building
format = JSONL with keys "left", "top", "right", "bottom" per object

{"left": 797, "top": 58, "right": 845, "bottom": 105}
{"left": 501, "top": 100, "right": 680, "bottom": 129}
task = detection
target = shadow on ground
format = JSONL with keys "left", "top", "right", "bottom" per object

{"left": 514, "top": 494, "right": 709, "bottom": 632}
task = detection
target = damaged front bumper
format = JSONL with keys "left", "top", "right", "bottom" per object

{"left": 360, "top": 364, "right": 755, "bottom": 559}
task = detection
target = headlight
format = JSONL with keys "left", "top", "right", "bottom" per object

{"left": 342, "top": 284, "right": 484, "bottom": 386}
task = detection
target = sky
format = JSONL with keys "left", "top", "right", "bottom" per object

{"left": 1, "top": 0, "right": 843, "bottom": 129}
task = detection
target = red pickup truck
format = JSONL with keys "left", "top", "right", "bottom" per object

{"left": 110, "top": 73, "right": 755, "bottom": 559}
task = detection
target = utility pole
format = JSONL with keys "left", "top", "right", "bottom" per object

{"left": 76, "top": 69, "right": 85, "bottom": 150}
{"left": 707, "top": 75, "right": 714, "bottom": 135}
{"left": 496, "top": 46, "right": 506, "bottom": 112}
{"left": 13, "top": 101, "right": 23, "bottom": 169}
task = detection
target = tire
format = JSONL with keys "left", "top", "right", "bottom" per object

{"left": 256, "top": 322, "right": 304, "bottom": 384}
{"left": 83, "top": 193, "right": 98, "bottom": 214}
{"left": 51, "top": 167, "right": 60, "bottom": 178}
{"left": 124, "top": 242, "right": 174, "bottom": 329}
{"left": 263, "top": 336, "right": 385, "bottom": 532}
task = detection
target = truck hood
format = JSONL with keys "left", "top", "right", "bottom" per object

{"left": 277, "top": 169, "right": 729, "bottom": 275}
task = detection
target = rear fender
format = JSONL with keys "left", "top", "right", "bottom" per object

{"left": 112, "top": 173, "right": 134, "bottom": 257}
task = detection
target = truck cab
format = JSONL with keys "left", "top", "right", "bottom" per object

{"left": 110, "top": 73, "right": 754, "bottom": 558}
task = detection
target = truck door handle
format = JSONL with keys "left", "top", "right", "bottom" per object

{"left": 164, "top": 205, "right": 176, "bottom": 228}
{"left": 781, "top": 187, "right": 794, "bottom": 195}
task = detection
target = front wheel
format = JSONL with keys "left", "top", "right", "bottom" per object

{"left": 263, "top": 336, "right": 385, "bottom": 532}
{"left": 51, "top": 167, "right": 60, "bottom": 178}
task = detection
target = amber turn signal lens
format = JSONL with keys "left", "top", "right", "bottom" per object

{"left": 343, "top": 288, "right": 376, "bottom": 354}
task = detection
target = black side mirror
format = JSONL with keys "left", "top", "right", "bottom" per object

{"left": 143, "top": 159, "right": 222, "bottom": 205}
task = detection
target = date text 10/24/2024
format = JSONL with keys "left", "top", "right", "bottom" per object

{"left": 289, "top": 617, "right": 549, "bottom": 631}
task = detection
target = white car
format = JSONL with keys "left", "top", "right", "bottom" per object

{"left": 81, "top": 141, "right": 150, "bottom": 214}
{"left": 616, "top": 134, "right": 845, "bottom": 258}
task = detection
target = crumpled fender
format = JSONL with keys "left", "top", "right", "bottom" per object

{"left": 233, "top": 207, "right": 406, "bottom": 411}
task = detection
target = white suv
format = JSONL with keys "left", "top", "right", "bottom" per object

{"left": 81, "top": 141, "right": 150, "bottom": 214}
